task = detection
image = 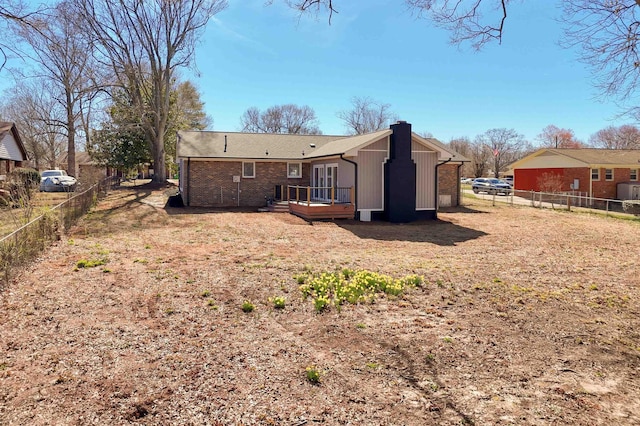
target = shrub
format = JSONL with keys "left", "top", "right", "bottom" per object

{"left": 305, "top": 365, "right": 321, "bottom": 384}
{"left": 269, "top": 296, "right": 286, "bottom": 309}
{"left": 622, "top": 200, "right": 640, "bottom": 216}
{"left": 298, "top": 269, "right": 424, "bottom": 312}
{"left": 241, "top": 300, "right": 255, "bottom": 313}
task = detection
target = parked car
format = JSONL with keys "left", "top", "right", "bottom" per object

{"left": 472, "top": 178, "right": 512, "bottom": 195}
{"left": 461, "top": 177, "right": 474, "bottom": 184}
{"left": 39, "top": 170, "right": 77, "bottom": 192}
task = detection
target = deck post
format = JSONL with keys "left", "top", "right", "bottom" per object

{"left": 331, "top": 187, "right": 335, "bottom": 205}
{"left": 296, "top": 186, "right": 300, "bottom": 203}
{"left": 350, "top": 186, "right": 355, "bottom": 205}
{"left": 307, "top": 186, "right": 310, "bottom": 206}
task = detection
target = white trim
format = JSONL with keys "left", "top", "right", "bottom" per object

{"left": 605, "top": 168, "right": 614, "bottom": 181}
{"left": 631, "top": 168, "right": 638, "bottom": 181}
{"left": 591, "top": 168, "right": 600, "bottom": 181}
{"left": 242, "top": 161, "right": 255, "bottom": 178}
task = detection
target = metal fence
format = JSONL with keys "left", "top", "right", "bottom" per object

{"left": 464, "top": 188, "right": 640, "bottom": 217}
{"left": 0, "top": 176, "right": 120, "bottom": 284}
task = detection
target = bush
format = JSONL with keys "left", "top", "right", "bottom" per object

{"left": 622, "top": 200, "right": 640, "bottom": 216}
{"left": 5, "top": 168, "right": 40, "bottom": 205}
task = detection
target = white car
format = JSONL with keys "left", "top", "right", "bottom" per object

{"left": 40, "top": 170, "right": 77, "bottom": 192}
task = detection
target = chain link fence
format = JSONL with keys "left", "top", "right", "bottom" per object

{"left": 0, "top": 176, "right": 120, "bottom": 285}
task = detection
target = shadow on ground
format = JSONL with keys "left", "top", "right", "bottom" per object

{"left": 336, "top": 219, "right": 487, "bottom": 246}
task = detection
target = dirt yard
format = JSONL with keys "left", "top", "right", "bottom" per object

{"left": 1, "top": 183, "right": 639, "bottom": 425}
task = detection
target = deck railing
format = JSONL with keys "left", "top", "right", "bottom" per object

{"left": 287, "top": 185, "right": 354, "bottom": 206}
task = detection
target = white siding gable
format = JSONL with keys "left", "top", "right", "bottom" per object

{"left": 0, "top": 131, "right": 25, "bottom": 161}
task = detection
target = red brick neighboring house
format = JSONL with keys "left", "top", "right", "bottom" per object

{"left": 177, "top": 121, "right": 469, "bottom": 222}
{"left": 0, "top": 122, "right": 28, "bottom": 178}
{"left": 509, "top": 148, "right": 640, "bottom": 199}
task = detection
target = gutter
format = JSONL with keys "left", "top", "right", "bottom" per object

{"left": 340, "top": 154, "right": 358, "bottom": 215}
{"left": 187, "top": 157, "right": 191, "bottom": 206}
{"left": 456, "top": 163, "right": 463, "bottom": 206}
{"left": 435, "top": 157, "right": 452, "bottom": 217}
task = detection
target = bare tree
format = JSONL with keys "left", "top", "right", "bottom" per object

{"left": 447, "top": 136, "right": 474, "bottom": 177}
{"left": 283, "top": 1, "right": 640, "bottom": 106}
{"left": 240, "top": 104, "right": 322, "bottom": 134}
{"left": 16, "top": 0, "right": 99, "bottom": 176}
{"left": 476, "top": 128, "right": 525, "bottom": 178}
{"left": 561, "top": 1, "right": 640, "bottom": 103}
{"left": 1, "top": 81, "right": 67, "bottom": 169}
{"left": 537, "top": 125, "right": 583, "bottom": 148}
{"left": 74, "top": 0, "right": 227, "bottom": 182}
{"left": 0, "top": 1, "right": 46, "bottom": 70}
{"left": 337, "top": 96, "right": 398, "bottom": 135}
{"left": 589, "top": 125, "right": 640, "bottom": 149}
{"left": 469, "top": 138, "right": 491, "bottom": 178}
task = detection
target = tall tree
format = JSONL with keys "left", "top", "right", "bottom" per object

{"left": 89, "top": 79, "right": 211, "bottom": 176}
{"left": 74, "top": 0, "right": 227, "bottom": 182}
{"left": 476, "top": 128, "right": 525, "bottom": 178}
{"left": 240, "top": 104, "right": 322, "bottom": 134}
{"left": 589, "top": 125, "right": 640, "bottom": 149}
{"left": 337, "top": 96, "right": 398, "bottom": 135}
{"left": 537, "top": 125, "right": 583, "bottom": 148}
{"left": 17, "top": 0, "right": 98, "bottom": 177}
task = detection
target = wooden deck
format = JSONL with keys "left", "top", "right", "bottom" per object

{"left": 287, "top": 201, "right": 355, "bottom": 220}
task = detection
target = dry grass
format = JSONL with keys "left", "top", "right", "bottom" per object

{"left": 1, "top": 182, "right": 639, "bottom": 425}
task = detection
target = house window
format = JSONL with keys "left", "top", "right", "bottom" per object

{"left": 631, "top": 169, "right": 638, "bottom": 181}
{"left": 242, "top": 162, "right": 255, "bottom": 178}
{"left": 605, "top": 169, "right": 613, "bottom": 181}
{"left": 288, "top": 162, "right": 302, "bottom": 178}
{"left": 591, "top": 168, "right": 600, "bottom": 181}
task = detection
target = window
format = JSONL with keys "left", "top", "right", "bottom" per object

{"left": 242, "top": 162, "right": 255, "bottom": 178}
{"left": 591, "top": 168, "right": 600, "bottom": 181}
{"left": 631, "top": 169, "right": 638, "bottom": 181}
{"left": 605, "top": 169, "right": 614, "bottom": 181}
{"left": 288, "top": 162, "right": 302, "bottom": 178}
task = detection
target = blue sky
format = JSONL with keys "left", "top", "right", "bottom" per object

{"left": 0, "top": 1, "right": 630, "bottom": 144}
{"left": 188, "top": 0, "right": 628, "bottom": 144}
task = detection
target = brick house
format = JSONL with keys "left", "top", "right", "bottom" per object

{"left": 0, "top": 122, "right": 28, "bottom": 178}
{"left": 508, "top": 148, "right": 640, "bottom": 199}
{"left": 176, "top": 121, "right": 468, "bottom": 222}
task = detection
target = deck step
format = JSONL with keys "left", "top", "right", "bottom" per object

{"left": 267, "top": 201, "right": 290, "bottom": 212}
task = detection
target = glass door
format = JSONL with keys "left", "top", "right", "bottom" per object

{"left": 313, "top": 165, "right": 325, "bottom": 200}
{"left": 326, "top": 164, "right": 338, "bottom": 202}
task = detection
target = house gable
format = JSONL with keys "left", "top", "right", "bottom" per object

{"left": 0, "top": 122, "right": 28, "bottom": 162}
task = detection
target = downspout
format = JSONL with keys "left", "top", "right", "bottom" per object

{"left": 456, "top": 163, "right": 463, "bottom": 206}
{"left": 340, "top": 154, "right": 358, "bottom": 217}
{"left": 187, "top": 157, "right": 191, "bottom": 206}
{"left": 435, "top": 157, "right": 452, "bottom": 218}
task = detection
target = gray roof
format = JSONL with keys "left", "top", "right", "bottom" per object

{"left": 546, "top": 148, "right": 640, "bottom": 165}
{"left": 177, "top": 131, "right": 346, "bottom": 160}
{"left": 176, "top": 129, "right": 468, "bottom": 162}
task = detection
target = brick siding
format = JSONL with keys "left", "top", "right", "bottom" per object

{"left": 438, "top": 163, "right": 460, "bottom": 207}
{"left": 186, "top": 161, "right": 311, "bottom": 207}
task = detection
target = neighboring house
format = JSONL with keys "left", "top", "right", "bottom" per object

{"left": 509, "top": 148, "right": 640, "bottom": 199}
{"left": 0, "top": 122, "right": 28, "bottom": 179}
{"left": 58, "top": 152, "right": 128, "bottom": 183}
{"left": 176, "top": 121, "right": 468, "bottom": 222}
